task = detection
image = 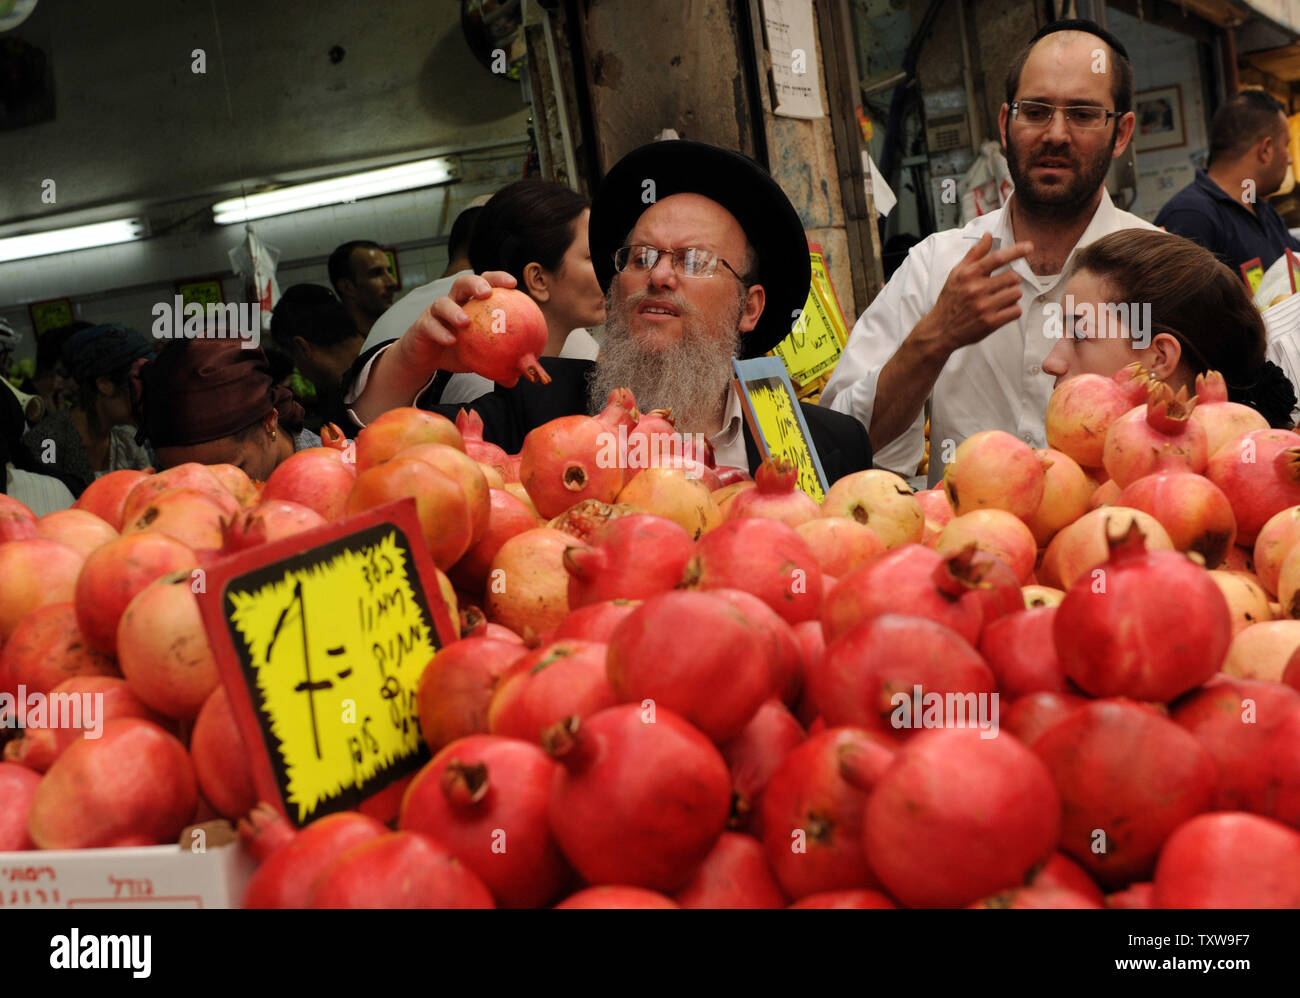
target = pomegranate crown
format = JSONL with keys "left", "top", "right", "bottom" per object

{"left": 455, "top": 407, "right": 486, "bottom": 441}
{"left": 1114, "top": 361, "right": 1153, "bottom": 404}
{"left": 1103, "top": 516, "right": 1149, "bottom": 563}
{"left": 1144, "top": 381, "right": 1197, "bottom": 433}
{"left": 932, "top": 542, "right": 992, "bottom": 599}
{"left": 754, "top": 455, "right": 799, "bottom": 494}
{"left": 1194, "top": 370, "right": 1229, "bottom": 404}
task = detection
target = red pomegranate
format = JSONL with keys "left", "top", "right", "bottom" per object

{"left": 35, "top": 508, "right": 118, "bottom": 559}
{"left": 0, "top": 538, "right": 86, "bottom": 643}
{"left": 864, "top": 728, "right": 1061, "bottom": 907}
{"left": 416, "top": 637, "right": 529, "bottom": 752}
{"left": 260, "top": 448, "right": 356, "bottom": 521}
{"left": 1171, "top": 677, "right": 1300, "bottom": 815}
{"left": 487, "top": 639, "right": 616, "bottom": 744}
{"left": 554, "top": 886, "right": 679, "bottom": 909}
{"left": 795, "top": 517, "right": 886, "bottom": 578}
{"left": 449, "top": 488, "right": 539, "bottom": 591}
{"left": 1191, "top": 370, "right": 1270, "bottom": 457}
{"left": 116, "top": 571, "right": 220, "bottom": 721}
{"left": 550, "top": 599, "right": 640, "bottom": 643}
{"left": 942, "top": 429, "right": 1047, "bottom": 520}
{"left": 399, "top": 734, "right": 566, "bottom": 908}
{"left": 978, "top": 606, "right": 1068, "bottom": 699}
{"left": 26, "top": 718, "right": 197, "bottom": 849}
{"left": 394, "top": 441, "right": 492, "bottom": 546}
{"left": 821, "top": 544, "right": 985, "bottom": 646}
{"left": 354, "top": 407, "right": 464, "bottom": 473}
{"left": 1045, "top": 362, "right": 1150, "bottom": 470}
{"left": 454, "top": 287, "right": 549, "bottom": 388}
{"left": 788, "top": 889, "right": 897, "bottom": 908}
{"left": 1262, "top": 704, "right": 1300, "bottom": 828}
{"left": 240, "top": 808, "right": 388, "bottom": 908}
{"left": 122, "top": 487, "right": 233, "bottom": 551}
{"left": 682, "top": 518, "right": 824, "bottom": 626}
{"left": 706, "top": 589, "right": 804, "bottom": 707}
{"left": 3, "top": 676, "right": 162, "bottom": 773}
{"left": 1102, "top": 382, "right": 1208, "bottom": 488}
{"left": 673, "top": 832, "right": 788, "bottom": 908}
{"left": 805, "top": 614, "right": 996, "bottom": 740}
{"left": 1026, "top": 448, "right": 1092, "bottom": 546}
{"left": 1031, "top": 699, "right": 1216, "bottom": 888}
{"left": 120, "top": 463, "right": 239, "bottom": 526}
{"left": 347, "top": 458, "right": 472, "bottom": 570}
{"left": 1153, "top": 812, "right": 1300, "bottom": 907}
{"left": 563, "top": 513, "right": 694, "bottom": 608}
{"left": 1053, "top": 523, "right": 1231, "bottom": 702}
{"left": 759, "top": 727, "right": 897, "bottom": 899}
{"left": 934, "top": 509, "right": 1038, "bottom": 583}
{"left": 456, "top": 407, "right": 512, "bottom": 477}
{"left": 720, "top": 698, "right": 806, "bottom": 835}
{"left": 223, "top": 500, "right": 326, "bottom": 553}
{"left": 1028, "top": 852, "right": 1105, "bottom": 904}
{"left": 1253, "top": 505, "right": 1300, "bottom": 595}
{"left": 484, "top": 527, "right": 574, "bottom": 640}
{"left": 0, "top": 761, "right": 41, "bottom": 850}
{"left": 605, "top": 591, "right": 773, "bottom": 743}
{"left": 1206, "top": 428, "right": 1300, "bottom": 546}
{"left": 519, "top": 415, "right": 626, "bottom": 519}
{"left": 1042, "top": 505, "right": 1173, "bottom": 590}
{"left": 0, "top": 603, "right": 118, "bottom": 701}
{"left": 543, "top": 705, "right": 732, "bottom": 892}
{"left": 0, "top": 494, "right": 38, "bottom": 543}
{"left": 726, "top": 457, "right": 821, "bottom": 528}
{"left": 1001, "top": 691, "right": 1088, "bottom": 747}
{"left": 308, "top": 830, "right": 496, "bottom": 908}
{"left": 208, "top": 463, "right": 259, "bottom": 506}
{"left": 190, "top": 686, "right": 256, "bottom": 820}
{"left": 74, "top": 532, "right": 198, "bottom": 655}
{"left": 1115, "top": 472, "right": 1236, "bottom": 566}
{"left": 821, "top": 469, "right": 924, "bottom": 548}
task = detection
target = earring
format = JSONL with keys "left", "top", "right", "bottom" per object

{"left": 270, "top": 428, "right": 278, "bottom": 441}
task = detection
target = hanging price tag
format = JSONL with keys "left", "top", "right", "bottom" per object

{"left": 733, "top": 356, "right": 829, "bottom": 500}
{"left": 195, "top": 499, "right": 457, "bottom": 827}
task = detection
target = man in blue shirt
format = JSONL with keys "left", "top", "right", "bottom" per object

{"left": 1156, "top": 89, "right": 1300, "bottom": 274}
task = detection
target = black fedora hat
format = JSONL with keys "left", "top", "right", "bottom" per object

{"left": 588, "top": 139, "right": 810, "bottom": 360}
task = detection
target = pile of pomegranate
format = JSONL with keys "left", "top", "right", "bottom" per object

{"left": 2, "top": 363, "right": 1300, "bottom": 909}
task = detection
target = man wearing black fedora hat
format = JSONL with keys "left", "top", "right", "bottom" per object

{"left": 346, "top": 139, "right": 872, "bottom": 482}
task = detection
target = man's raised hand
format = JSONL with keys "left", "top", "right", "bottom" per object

{"left": 923, "top": 233, "right": 1033, "bottom": 352}
{"left": 398, "top": 270, "right": 518, "bottom": 374}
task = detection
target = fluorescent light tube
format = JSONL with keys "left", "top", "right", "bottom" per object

{"left": 0, "top": 218, "right": 146, "bottom": 263}
{"left": 212, "top": 157, "right": 458, "bottom": 224}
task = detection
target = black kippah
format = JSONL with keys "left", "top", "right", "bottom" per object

{"left": 1029, "top": 19, "right": 1129, "bottom": 61}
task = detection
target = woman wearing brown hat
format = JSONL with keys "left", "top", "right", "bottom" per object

{"left": 135, "top": 338, "right": 318, "bottom": 481}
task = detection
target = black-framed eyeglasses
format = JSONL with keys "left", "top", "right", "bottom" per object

{"left": 613, "top": 244, "right": 747, "bottom": 281}
{"left": 1011, "top": 100, "right": 1120, "bottom": 130}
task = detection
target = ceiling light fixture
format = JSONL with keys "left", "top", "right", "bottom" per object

{"left": 0, "top": 217, "right": 147, "bottom": 264}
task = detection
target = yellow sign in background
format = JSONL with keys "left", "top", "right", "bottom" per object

{"left": 744, "top": 375, "right": 826, "bottom": 501}
{"left": 771, "top": 245, "right": 850, "bottom": 396}
{"left": 223, "top": 530, "right": 436, "bottom": 824}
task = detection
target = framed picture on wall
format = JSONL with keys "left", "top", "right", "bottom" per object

{"left": 1134, "top": 85, "right": 1187, "bottom": 153}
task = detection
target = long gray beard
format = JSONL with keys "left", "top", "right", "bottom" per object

{"left": 587, "top": 287, "right": 743, "bottom": 435}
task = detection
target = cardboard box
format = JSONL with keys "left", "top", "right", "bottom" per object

{"left": 0, "top": 828, "right": 255, "bottom": 909}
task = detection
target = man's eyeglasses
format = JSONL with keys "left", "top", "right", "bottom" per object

{"left": 613, "top": 245, "right": 747, "bottom": 281}
{"left": 1010, "top": 100, "right": 1120, "bottom": 130}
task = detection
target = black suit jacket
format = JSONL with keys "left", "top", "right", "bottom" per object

{"left": 347, "top": 349, "right": 872, "bottom": 483}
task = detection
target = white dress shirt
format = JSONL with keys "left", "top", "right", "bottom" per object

{"left": 820, "top": 190, "right": 1159, "bottom": 486}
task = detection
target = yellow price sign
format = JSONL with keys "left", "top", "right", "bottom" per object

{"left": 770, "top": 244, "right": 850, "bottom": 392}
{"left": 197, "top": 500, "right": 456, "bottom": 826}
{"left": 733, "top": 357, "right": 828, "bottom": 501}
{"left": 28, "top": 298, "right": 73, "bottom": 336}
{"left": 177, "top": 279, "right": 224, "bottom": 309}
{"left": 1241, "top": 257, "right": 1265, "bottom": 295}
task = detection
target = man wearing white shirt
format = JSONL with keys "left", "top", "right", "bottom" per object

{"left": 821, "top": 19, "right": 1158, "bottom": 485}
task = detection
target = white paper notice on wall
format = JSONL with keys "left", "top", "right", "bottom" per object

{"left": 863, "top": 151, "right": 896, "bottom": 218}
{"left": 762, "top": 0, "right": 825, "bottom": 119}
